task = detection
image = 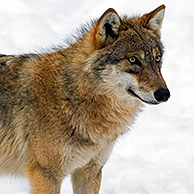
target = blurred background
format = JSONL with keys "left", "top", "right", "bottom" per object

{"left": 0, "top": 0, "right": 193, "bottom": 194}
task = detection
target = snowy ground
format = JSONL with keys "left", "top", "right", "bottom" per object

{"left": 0, "top": 0, "right": 194, "bottom": 193}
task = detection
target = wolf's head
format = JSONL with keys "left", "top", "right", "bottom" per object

{"left": 84, "top": 5, "right": 170, "bottom": 105}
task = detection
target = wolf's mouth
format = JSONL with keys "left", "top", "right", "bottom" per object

{"left": 127, "top": 88, "right": 139, "bottom": 99}
{"left": 127, "top": 88, "right": 158, "bottom": 105}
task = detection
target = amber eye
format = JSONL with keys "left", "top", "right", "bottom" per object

{"left": 156, "top": 55, "right": 161, "bottom": 63}
{"left": 128, "top": 56, "right": 136, "bottom": 64}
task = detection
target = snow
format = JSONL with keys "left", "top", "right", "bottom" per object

{"left": 0, "top": 0, "right": 194, "bottom": 193}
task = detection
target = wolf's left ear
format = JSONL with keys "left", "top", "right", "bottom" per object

{"left": 92, "top": 8, "right": 121, "bottom": 49}
{"left": 142, "top": 5, "right": 165, "bottom": 37}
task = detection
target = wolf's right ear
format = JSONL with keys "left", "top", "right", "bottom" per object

{"left": 92, "top": 8, "right": 121, "bottom": 49}
{"left": 142, "top": 5, "right": 165, "bottom": 37}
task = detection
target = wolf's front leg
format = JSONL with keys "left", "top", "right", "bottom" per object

{"left": 71, "top": 160, "right": 103, "bottom": 194}
{"left": 25, "top": 163, "right": 62, "bottom": 194}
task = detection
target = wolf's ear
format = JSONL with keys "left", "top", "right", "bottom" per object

{"left": 142, "top": 5, "right": 165, "bottom": 37}
{"left": 92, "top": 8, "right": 121, "bottom": 49}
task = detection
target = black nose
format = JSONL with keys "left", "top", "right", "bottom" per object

{"left": 154, "top": 88, "right": 170, "bottom": 102}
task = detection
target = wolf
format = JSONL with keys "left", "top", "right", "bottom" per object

{"left": 0, "top": 5, "right": 170, "bottom": 194}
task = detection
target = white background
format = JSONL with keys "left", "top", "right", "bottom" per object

{"left": 0, "top": 0, "right": 194, "bottom": 194}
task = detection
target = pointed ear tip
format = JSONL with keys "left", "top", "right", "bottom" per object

{"left": 159, "top": 4, "right": 166, "bottom": 10}
{"left": 98, "top": 8, "right": 119, "bottom": 24}
{"left": 104, "top": 8, "right": 118, "bottom": 14}
{"left": 106, "top": 8, "right": 116, "bottom": 11}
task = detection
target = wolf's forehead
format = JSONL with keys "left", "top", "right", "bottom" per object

{"left": 135, "top": 48, "right": 160, "bottom": 61}
{"left": 136, "top": 37, "right": 163, "bottom": 57}
{"left": 122, "top": 22, "right": 163, "bottom": 53}
{"left": 124, "top": 37, "right": 163, "bottom": 57}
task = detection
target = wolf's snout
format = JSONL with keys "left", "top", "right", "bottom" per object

{"left": 154, "top": 88, "right": 170, "bottom": 102}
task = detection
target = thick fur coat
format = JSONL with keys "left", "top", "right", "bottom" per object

{"left": 0, "top": 5, "right": 170, "bottom": 194}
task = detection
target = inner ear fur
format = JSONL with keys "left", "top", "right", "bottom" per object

{"left": 92, "top": 8, "right": 122, "bottom": 49}
{"left": 142, "top": 5, "right": 165, "bottom": 37}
